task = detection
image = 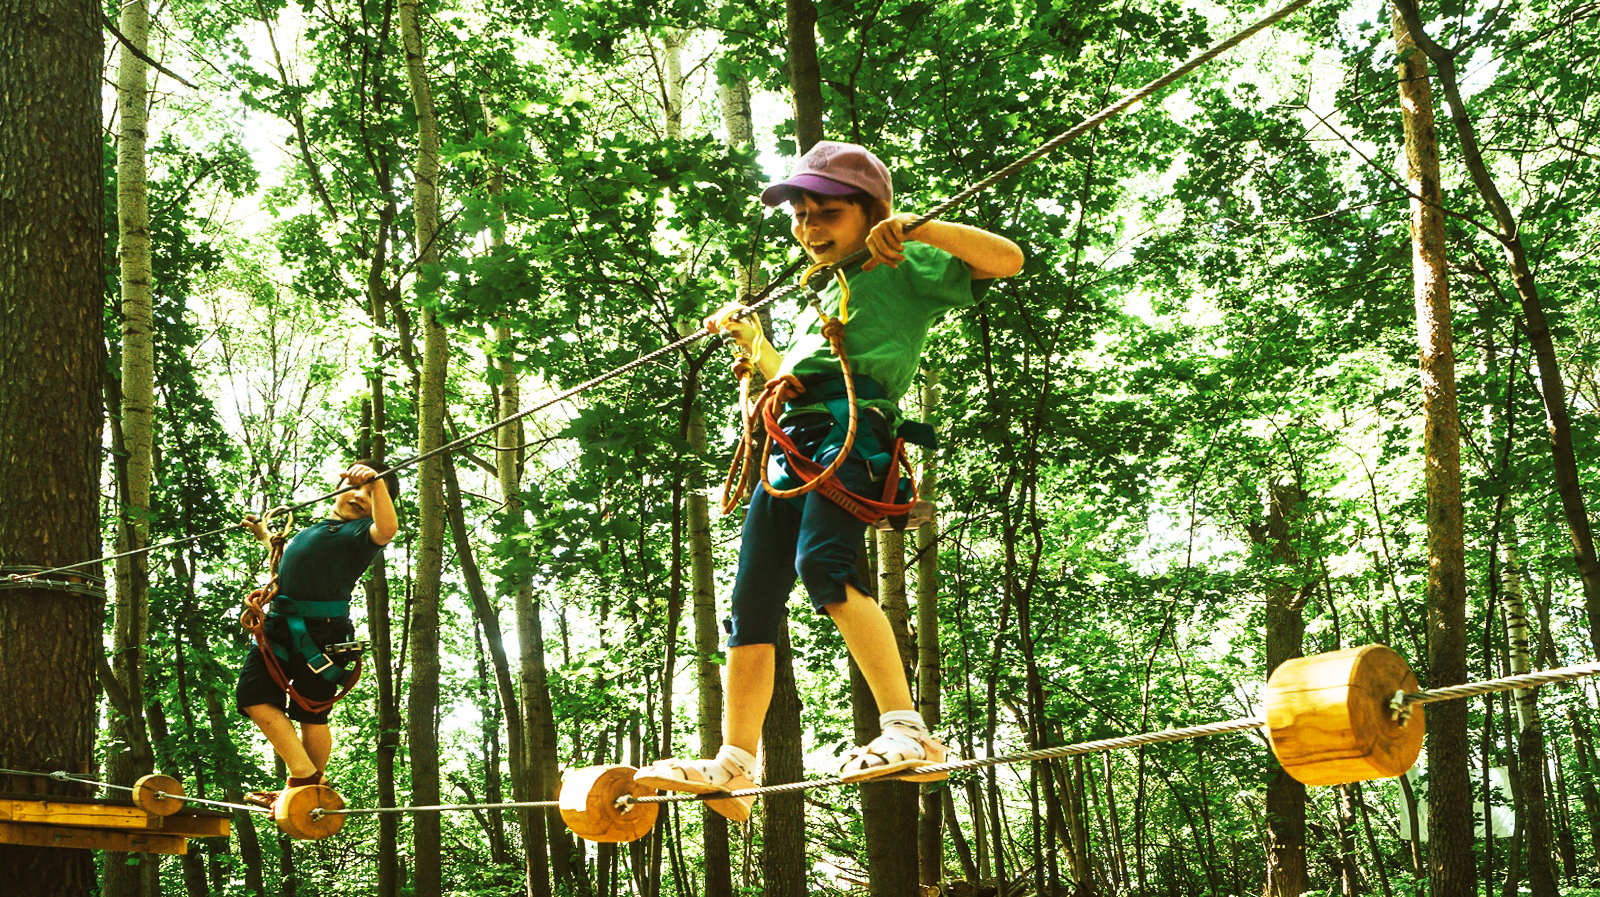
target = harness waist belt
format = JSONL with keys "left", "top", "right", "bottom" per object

{"left": 266, "top": 595, "right": 352, "bottom": 683}
{"left": 269, "top": 596, "right": 351, "bottom": 619}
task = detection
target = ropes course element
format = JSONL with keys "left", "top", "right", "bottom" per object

{"left": 0, "top": 768, "right": 240, "bottom": 855}
{"left": 0, "top": 566, "right": 105, "bottom": 599}
{"left": 218, "top": 646, "right": 1586, "bottom": 846}
{"left": 4, "top": 0, "right": 1317, "bottom": 587}
{"left": 8, "top": 646, "right": 1586, "bottom": 844}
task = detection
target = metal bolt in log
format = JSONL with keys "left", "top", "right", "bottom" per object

{"left": 559, "top": 765, "right": 661, "bottom": 843}
{"left": 273, "top": 785, "right": 346, "bottom": 840}
{"left": 132, "top": 774, "right": 185, "bottom": 816}
{"left": 1263, "top": 644, "right": 1425, "bottom": 786}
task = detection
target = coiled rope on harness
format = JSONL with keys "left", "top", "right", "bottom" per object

{"left": 238, "top": 512, "right": 363, "bottom": 716}
{"left": 718, "top": 266, "right": 922, "bottom": 525}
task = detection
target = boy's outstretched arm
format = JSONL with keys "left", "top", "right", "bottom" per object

{"left": 344, "top": 464, "right": 400, "bottom": 545}
{"left": 865, "top": 216, "right": 1024, "bottom": 280}
{"left": 367, "top": 477, "right": 399, "bottom": 546}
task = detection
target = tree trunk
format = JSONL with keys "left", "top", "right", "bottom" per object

{"left": 1249, "top": 483, "right": 1309, "bottom": 896}
{"left": 0, "top": 0, "right": 104, "bottom": 889}
{"left": 761, "top": 626, "right": 807, "bottom": 897}
{"left": 784, "top": 0, "right": 824, "bottom": 152}
{"left": 105, "top": 3, "right": 156, "bottom": 893}
{"left": 1501, "top": 520, "right": 1558, "bottom": 895}
{"left": 363, "top": 308, "right": 402, "bottom": 897}
{"left": 1394, "top": 10, "right": 1475, "bottom": 894}
{"left": 400, "top": 0, "right": 447, "bottom": 888}
{"left": 858, "top": 528, "right": 919, "bottom": 895}
{"left": 1567, "top": 708, "right": 1600, "bottom": 866}
{"left": 916, "top": 375, "right": 945, "bottom": 891}
{"left": 1392, "top": 0, "right": 1600, "bottom": 660}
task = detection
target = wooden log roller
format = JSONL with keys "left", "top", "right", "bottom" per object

{"left": 559, "top": 765, "right": 660, "bottom": 844}
{"left": 132, "top": 774, "right": 185, "bottom": 816}
{"left": 1263, "top": 644, "right": 1425, "bottom": 786}
{"left": 273, "top": 785, "right": 346, "bottom": 840}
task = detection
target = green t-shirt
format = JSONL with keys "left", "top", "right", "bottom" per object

{"left": 778, "top": 241, "right": 986, "bottom": 424}
{"left": 275, "top": 517, "right": 385, "bottom": 613}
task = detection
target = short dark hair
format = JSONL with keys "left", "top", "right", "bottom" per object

{"left": 351, "top": 459, "right": 402, "bottom": 499}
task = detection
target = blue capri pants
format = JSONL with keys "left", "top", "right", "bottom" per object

{"left": 725, "top": 412, "right": 889, "bottom": 647}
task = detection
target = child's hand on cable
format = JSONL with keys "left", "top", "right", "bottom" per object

{"left": 703, "top": 302, "right": 764, "bottom": 354}
{"left": 864, "top": 213, "right": 920, "bottom": 271}
{"left": 341, "top": 463, "right": 380, "bottom": 492}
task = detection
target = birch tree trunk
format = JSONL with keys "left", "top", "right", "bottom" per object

{"left": 400, "top": 0, "right": 448, "bottom": 889}
{"left": 0, "top": 0, "right": 104, "bottom": 886}
{"left": 107, "top": 1, "right": 157, "bottom": 892}
{"left": 1394, "top": 10, "right": 1474, "bottom": 893}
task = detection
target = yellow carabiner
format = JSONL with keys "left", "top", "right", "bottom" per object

{"left": 799, "top": 263, "right": 853, "bottom": 325}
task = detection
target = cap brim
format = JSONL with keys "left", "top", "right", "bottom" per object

{"left": 760, "top": 173, "right": 862, "bottom": 207}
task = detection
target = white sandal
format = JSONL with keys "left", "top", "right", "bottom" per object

{"left": 840, "top": 726, "right": 951, "bottom": 783}
{"left": 634, "top": 750, "right": 758, "bottom": 822}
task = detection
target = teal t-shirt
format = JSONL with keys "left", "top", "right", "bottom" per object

{"left": 778, "top": 241, "right": 987, "bottom": 424}
{"left": 275, "top": 517, "right": 384, "bottom": 613}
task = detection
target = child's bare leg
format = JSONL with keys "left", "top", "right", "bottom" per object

{"left": 243, "top": 704, "right": 319, "bottom": 779}
{"left": 724, "top": 643, "right": 776, "bottom": 754}
{"left": 825, "top": 585, "right": 913, "bottom": 713}
{"left": 300, "top": 724, "right": 332, "bottom": 777}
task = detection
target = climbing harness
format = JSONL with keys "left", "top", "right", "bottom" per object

{"left": 719, "top": 266, "right": 932, "bottom": 529}
{"left": 237, "top": 512, "right": 364, "bottom": 716}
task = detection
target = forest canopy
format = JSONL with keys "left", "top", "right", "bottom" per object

{"left": 3, "top": 0, "right": 1600, "bottom": 894}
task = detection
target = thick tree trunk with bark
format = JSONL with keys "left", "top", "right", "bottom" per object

{"left": 1394, "top": 10, "right": 1475, "bottom": 893}
{"left": 106, "top": 3, "right": 156, "bottom": 893}
{"left": 400, "top": 0, "right": 447, "bottom": 890}
{"left": 0, "top": 0, "right": 105, "bottom": 888}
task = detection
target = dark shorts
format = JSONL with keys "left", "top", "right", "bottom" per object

{"left": 235, "top": 615, "right": 354, "bottom": 725}
{"left": 725, "top": 413, "right": 890, "bottom": 647}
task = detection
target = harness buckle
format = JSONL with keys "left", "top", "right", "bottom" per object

{"left": 307, "top": 654, "right": 336, "bottom": 675}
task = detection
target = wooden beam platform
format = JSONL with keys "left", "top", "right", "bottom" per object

{"left": 0, "top": 820, "right": 190, "bottom": 855}
{"left": 0, "top": 791, "right": 231, "bottom": 854}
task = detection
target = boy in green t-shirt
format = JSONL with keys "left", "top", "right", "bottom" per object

{"left": 636, "top": 141, "right": 1023, "bottom": 819}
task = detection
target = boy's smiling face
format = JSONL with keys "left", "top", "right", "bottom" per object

{"left": 790, "top": 194, "right": 871, "bottom": 265}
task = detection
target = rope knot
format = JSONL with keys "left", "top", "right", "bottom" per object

{"left": 768, "top": 374, "right": 806, "bottom": 406}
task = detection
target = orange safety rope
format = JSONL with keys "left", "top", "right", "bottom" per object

{"left": 238, "top": 513, "right": 362, "bottom": 716}
{"left": 718, "top": 269, "right": 920, "bottom": 524}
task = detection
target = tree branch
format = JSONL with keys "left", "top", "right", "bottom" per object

{"left": 101, "top": 13, "right": 195, "bottom": 90}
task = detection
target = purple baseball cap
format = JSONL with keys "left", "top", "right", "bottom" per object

{"left": 760, "top": 141, "right": 893, "bottom": 209}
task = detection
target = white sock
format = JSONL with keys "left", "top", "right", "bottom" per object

{"left": 879, "top": 710, "right": 928, "bottom": 734}
{"left": 716, "top": 744, "right": 757, "bottom": 779}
